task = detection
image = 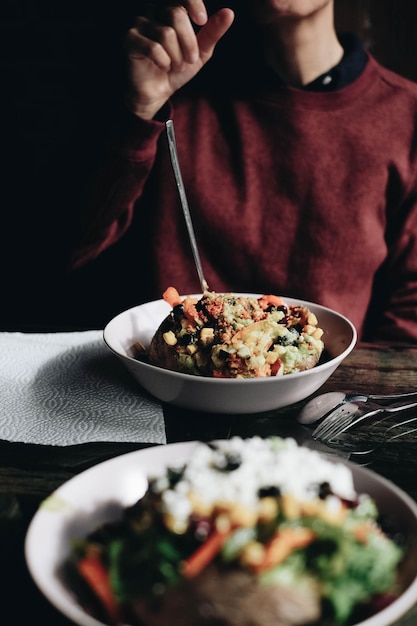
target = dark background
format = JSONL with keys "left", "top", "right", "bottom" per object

{"left": 2, "top": 0, "right": 417, "bottom": 331}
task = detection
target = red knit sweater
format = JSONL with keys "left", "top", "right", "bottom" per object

{"left": 71, "top": 54, "right": 417, "bottom": 342}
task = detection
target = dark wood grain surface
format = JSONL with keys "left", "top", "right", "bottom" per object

{"left": 1, "top": 341, "right": 417, "bottom": 625}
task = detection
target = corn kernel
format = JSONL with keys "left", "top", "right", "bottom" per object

{"left": 265, "top": 351, "right": 279, "bottom": 364}
{"left": 304, "top": 325, "right": 316, "bottom": 335}
{"left": 313, "top": 328, "right": 324, "bottom": 339}
{"left": 164, "top": 513, "right": 188, "bottom": 534}
{"left": 199, "top": 328, "right": 214, "bottom": 346}
{"left": 281, "top": 494, "right": 301, "bottom": 519}
{"left": 240, "top": 541, "right": 265, "bottom": 566}
{"left": 188, "top": 491, "right": 213, "bottom": 516}
{"left": 215, "top": 514, "right": 232, "bottom": 533}
{"left": 163, "top": 331, "right": 177, "bottom": 346}
{"left": 258, "top": 497, "right": 279, "bottom": 521}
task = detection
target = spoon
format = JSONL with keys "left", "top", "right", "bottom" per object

{"left": 297, "top": 389, "right": 417, "bottom": 425}
{"left": 166, "top": 119, "right": 209, "bottom": 294}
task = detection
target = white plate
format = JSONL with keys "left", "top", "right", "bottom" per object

{"left": 103, "top": 294, "right": 357, "bottom": 413}
{"left": 25, "top": 442, "right": 417, "bottom": 626}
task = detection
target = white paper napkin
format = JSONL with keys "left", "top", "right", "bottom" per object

{"left": 0, "top": 331, "right": 166, "bottom": 446}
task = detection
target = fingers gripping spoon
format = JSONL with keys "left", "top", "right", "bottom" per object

{"left": 166, "top": 120, "right": 209, "bottom": 294}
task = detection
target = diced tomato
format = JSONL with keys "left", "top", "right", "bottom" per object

{"left": 270, "top": 359, "right": 282, "bottom": 376}
{"left": 213, "top": 370, "right": 228, "bottom": 378}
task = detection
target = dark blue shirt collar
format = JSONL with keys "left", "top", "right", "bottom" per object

{"left": 303, "top": 33, "right": 368, "bottom": 92}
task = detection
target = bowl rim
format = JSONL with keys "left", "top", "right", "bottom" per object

{"left": 25, "top": 440, "right": 417, "bottom": 626}
{"left": 103, "top": 294, "right": 358, "bottom": 384}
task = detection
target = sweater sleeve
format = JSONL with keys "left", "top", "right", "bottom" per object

{"left": 68, "top": 105, "right": 171, "bottom": 270}
{"left": 365, "top": 191, "right": 417, "bottom": 343}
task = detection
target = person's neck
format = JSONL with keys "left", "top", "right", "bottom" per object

{"left": 262, "top": 6, "right": 344, "bottom": 87}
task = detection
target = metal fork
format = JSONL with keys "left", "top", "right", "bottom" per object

{"left": 329, "top": 415, "right": 417, "bottom": 465}
{"left": 312, "top": 398, "right": 417, "bottom": 442}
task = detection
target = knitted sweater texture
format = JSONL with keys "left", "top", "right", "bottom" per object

{"left": 71, "top": 54, "right": 417, "bottom": 342}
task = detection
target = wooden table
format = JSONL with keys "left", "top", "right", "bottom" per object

{"left": 1, "top": 342, "right": 417, "bottom": 625}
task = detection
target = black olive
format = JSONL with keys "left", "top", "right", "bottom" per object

{"left": 267, "top": 304, "right": 289, "bottom": 315}
{"left": 172, "top": 304, "right": 184, "bottom": 322}
{"left": 318, "top": 481, "right": 333, "bottom": 499}
{"left": 167, "top": 465, "right": 185, "bottom": 486}
{"left": 214, "top": 452, "right": 242, "bottom": 472}
{"left": 224, "top": 453, "right": 242, "bottom": 471}
{"left": 178, "top": 333, "right": 195, "bottom": 346}
{"left": 194, "top": 300, "right": 212, "bottom": 323}
{"left": 258, "top": 485, "right": 281, "bottom": 498}
{"left": 274, "top": 334, "right": 296, "bottom": 347}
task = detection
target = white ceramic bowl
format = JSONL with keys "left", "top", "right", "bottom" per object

{"left": 25, "top": 442, "right": 417, "bottom": 626}
{"left": 103, "top": 294, "right": 357, "bottom": 414}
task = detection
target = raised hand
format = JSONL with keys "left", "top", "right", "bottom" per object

{"left": 124, "top": 1, "right": 235, "bottom": 119}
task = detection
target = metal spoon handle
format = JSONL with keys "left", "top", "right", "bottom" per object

{"left": 166, "top": 120, "right": 209, "bottom": 293}
{"left": 369, "top": 391, "right": 417, "bottom": 401}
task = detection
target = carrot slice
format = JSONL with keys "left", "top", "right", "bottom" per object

{"left": 258, "top": 295, "right": 284, "bottom": 309}
{"left": 182, "top": 528, "right": 231, "bottom": 578}
{"left": 182, "top": 296, "right": 199, "bottom": 322}
{"left": 162, "top": 286, "right": 182, "bottom": 307}
{"left": 77, "top": 553, "right": 121, "bottom": 624}
{"left": 353, "top": 521, "right": 378, "bottom": 544}
{"left": 251, "top": 527, "right": 315, "bottom": 573}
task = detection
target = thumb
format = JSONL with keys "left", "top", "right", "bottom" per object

{"left": 197, "top": 8, "right": 235, "bottom": 64}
